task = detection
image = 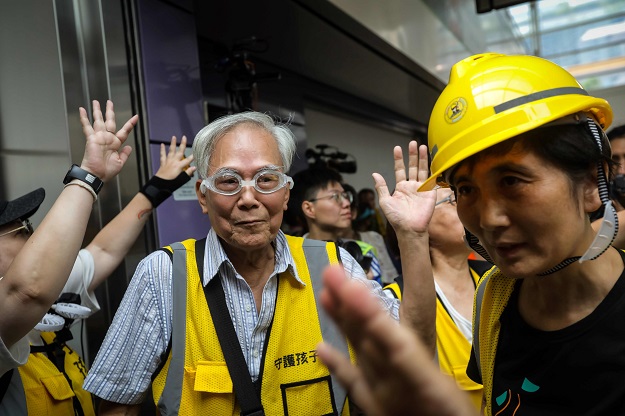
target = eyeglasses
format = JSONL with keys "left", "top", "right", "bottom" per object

{"left": 200, "top": 169, "right": 294, "bottom": 196}
{"left": 308, "top": 192, "right": 353, "bottom": 205}
{"left": 435, "top": 194, "right": 456, "bottom": 206}
{"left": 0, "top": 219, "right": 33, "bottom": 238}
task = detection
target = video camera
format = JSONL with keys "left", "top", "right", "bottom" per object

{"left": 306, "top": 144, "right": 357, "bottom": 174}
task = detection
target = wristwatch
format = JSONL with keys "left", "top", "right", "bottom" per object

{"left": 63, "top": 164, "right": 103, "bottom": 194}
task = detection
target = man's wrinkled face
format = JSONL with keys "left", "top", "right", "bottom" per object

{"left": 195, "top": 124, "right": 289, "bottom": 255}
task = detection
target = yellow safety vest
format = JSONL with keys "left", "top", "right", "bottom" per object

{"left": 472, "top": 268, "right": 516, "bottom": 416}
{"left": 152, "top": 236, "right": 355, "bottom": 415}
{"left": 384, "top": 265, "right": 484, "bottom": 410}
{"left": 9, "top": 331, "right": 95, "bottom": 416}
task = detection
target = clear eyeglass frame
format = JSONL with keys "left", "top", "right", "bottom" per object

{"left": 200, "top": 169, "right": 294, "bottom": 196}
{"left": 0, "top": 219, "right": 33, "bottom": 238}
{"left": 435, "top": 194, "right": 457, "bottom": 206}
{"left": 308, "top": 191, "right": 353, "bottom": 205}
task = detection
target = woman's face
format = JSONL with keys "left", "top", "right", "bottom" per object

{"left": 429, "top": 188, "right": 466, "bottom": 252}
{"left": 450, "top": 141, "right": 599, "bottom": 278}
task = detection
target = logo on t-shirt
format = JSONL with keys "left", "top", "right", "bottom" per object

{"left": 494, "top": 377, "right": 540, "bottom": 414}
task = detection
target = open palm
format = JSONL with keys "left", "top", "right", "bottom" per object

{"left": 373, "top": 141, "right": 436, "bottom": 235}
{"left": 79, "top": 100, "right": 136, "bottom": 182}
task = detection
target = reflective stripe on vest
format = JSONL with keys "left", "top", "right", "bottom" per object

{"left": 472, "top": 270, "right": 492, "bottom": 383}
{"left": 158, "top": 239, "right": 350, "bottom": 415}
{"left": 301, "top": 238, "right": 349, "bottom": 412}
{"left": 0, "top": 369, "right": 27, "bottom": 415}
{"left": 471, "top": 267, "right": 516, "bottom": 415}
{"left": 157, "top": 242, "right": 188, "bottom": 416}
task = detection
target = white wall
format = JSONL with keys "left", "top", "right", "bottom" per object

{"left": 0, "top": 1, "right": 70, "bottom": 225}
{"left": 595, "top": 85, "right": 625, "bottom": 131}
{"left": 303, "top": 107, "right": 415, "bottom": 194}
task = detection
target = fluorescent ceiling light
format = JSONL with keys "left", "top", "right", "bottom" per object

{"left": 566, "top": 56, "right": 625, "bottom": 77}
{"left": 581, "top": 21, "right": 625, "bottom": 41}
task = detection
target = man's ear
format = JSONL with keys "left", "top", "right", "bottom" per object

{"left": 301, "top": 200, "right": 316, "bottom": 220}
{"left": 283, "top": 188, "right": 290, "bottom": 211}
{"left": 195, "top": 179, "right": 210, "bottom": 214}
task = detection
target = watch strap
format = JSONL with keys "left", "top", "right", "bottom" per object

{"left": 63, "top": 164, "right": 103, "bottom": 194}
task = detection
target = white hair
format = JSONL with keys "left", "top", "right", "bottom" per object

{"left": 192, "top": 112, "right": 296, "bottom": 178}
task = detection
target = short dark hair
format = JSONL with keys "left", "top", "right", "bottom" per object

{"left": 516, "top": 123, "right": 613, "bottom": 183}
{"left": 357, "top": 188, "right": 375, "bottom": 199}
{"left": 452, "top": 122, "right": 614, "bottom": 187}
{"left": 608, "top": 124, "right": 625, "bottom": 142}
{"left": 286, "top": 167, "right": 343, "bottom": 229}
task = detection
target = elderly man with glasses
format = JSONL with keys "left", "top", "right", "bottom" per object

{"left": 83, "top": 112, "right": 430, "bottom": 416}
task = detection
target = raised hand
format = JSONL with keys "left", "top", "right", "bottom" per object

{"left": 79, "top": 100, "right": 136, "bottom": 182}
{"left": 155, "top": 136, "right": 196, "bottom": 179}
{"left": 317, "top": 266, "right": 478, "bottom": 416}
{"left": 372, "top": 140, "right": 436, "bottom": 236}
{"left": 373, "top": 140, "right": 437, "bottom": 353}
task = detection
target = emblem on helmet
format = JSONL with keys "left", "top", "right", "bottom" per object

{"left": 445, "top": 98, "right": 467, "bottom": 124}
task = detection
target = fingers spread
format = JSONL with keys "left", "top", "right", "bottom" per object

{"left": 185, "top": 165, "right": 197, "bottom": 176}
{"left": 417, "top": 144, "right": 430, "bottom": 182}
{"left": 408, "top": 140, "right": 419, "bottom": 181}
{"left": 169, "top": 136, "right": 177, "bottom": 153}
{"left": 91, "top": 100, "right": 106, "bottom": 132}
{"left": 104, "top": 100, "right": 117, "bottom": 133}
{"left": 79, "top": 107, "right": 94, "bottom": 137}
{"left": 393, "top": 146, "right": 406, "bottom": 183}
{"left": 160, "top": 143, "right": 167, "bottom": 164}
{"left": 116, "top": 114, "right": 139, "bottom": 141}
{"left": 118, "top": 146, "right": 133, "bottom": 165}
{"left": 372, "top": 173, "right": 389, "bottom": 200}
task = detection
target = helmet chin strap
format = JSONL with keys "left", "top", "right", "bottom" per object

{"left": 463, "top": 231, "right": 493, "bottom": 264}
{"left": 463, "top": 115, "right": 618, "bottom": 276}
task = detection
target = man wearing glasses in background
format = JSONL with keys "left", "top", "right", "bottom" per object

{"left": 84, "top": 112, "right": 404, "bottom": 415}
{"left": 286, "top": 166, "right": 383, "bottom": 282}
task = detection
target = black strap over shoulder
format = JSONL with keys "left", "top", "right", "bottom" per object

{"left": 468, "top": 259, "right": 494, "bottom": 278}
{"left": 199, "top": 240, "right": 265, "bottom": 416}
{"left": 0, "top": 369, "right": 13, "bottom": 404}
{"left": 393, "top": 274, "right": 404, "bottom": 292}
{"left": 195, "top": 238, "right": 206, "bottom": 279}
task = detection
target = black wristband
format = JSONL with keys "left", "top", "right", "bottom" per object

{"left": 63, "top": 164, "right": 103, "bottom": 194}
{"left": 140, "top": 171, "right": 191, "bottom": 207}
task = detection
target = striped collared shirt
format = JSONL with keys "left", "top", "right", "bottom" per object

{"left": 83, "top": 229, "right": 399, "bottom": 404}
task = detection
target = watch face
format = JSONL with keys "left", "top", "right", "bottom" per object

{"left": 63, "top": 165, "right": 103, "bottom": 193}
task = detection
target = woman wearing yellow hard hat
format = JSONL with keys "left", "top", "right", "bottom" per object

{"left": 428, "top": 52, "right": 624, "bottom": 415}
{"left": 316, "top": 53, "right": 625, "bottom": 416}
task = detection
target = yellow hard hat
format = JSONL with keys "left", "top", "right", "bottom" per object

{"left": 420, "top": 53, "right": 613, "bottom": 191}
